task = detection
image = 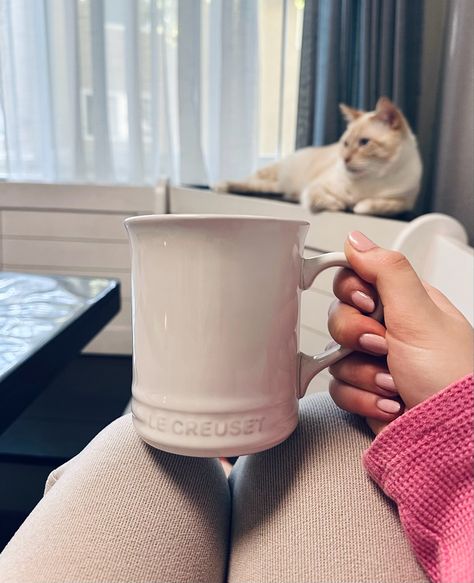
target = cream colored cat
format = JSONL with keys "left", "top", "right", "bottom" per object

{"left": 215, "top": 97, "right": 422, "bottom": 216}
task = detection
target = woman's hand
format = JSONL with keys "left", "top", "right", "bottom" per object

{"left": 328, "top": 231, "right": 474, "bottom": 434}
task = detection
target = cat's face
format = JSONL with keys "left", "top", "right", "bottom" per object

{"left": 338, "top": 98, "right": 409, "bottom": 177}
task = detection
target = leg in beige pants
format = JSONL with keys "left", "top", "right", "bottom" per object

{"left": 228, "top": 393, "right": 427, "bottom": 583}
{"left": 0, "top": 414, "right": 231, "bottom": 583}
{"left": 0, "top": 394, "right": 428, "bottom": 583}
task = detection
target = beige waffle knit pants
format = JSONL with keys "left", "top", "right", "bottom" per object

{"left": 0, "top": 393, "right": 427, "bottom": 583}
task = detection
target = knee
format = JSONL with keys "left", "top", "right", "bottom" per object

{"left": 47, "top": 414, "right": 140, "bottom": 488}
{"left": 48, "top": 414, "right": 229, "bottom": 506}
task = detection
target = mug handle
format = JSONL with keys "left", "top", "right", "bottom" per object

{"left": 297, "top": 251, "right": 383, "bottom": 398}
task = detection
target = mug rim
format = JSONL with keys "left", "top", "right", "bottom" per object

{"left": 124, "top": 214, "right": 310, "bottom": 227}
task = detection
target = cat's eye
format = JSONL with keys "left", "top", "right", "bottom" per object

{"left": 359, "top": 138, "right": 370, "bottom": 146}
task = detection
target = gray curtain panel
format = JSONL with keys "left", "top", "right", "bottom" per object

{"left": 296, "top": 0, "right": 423, "bottom": 148}
{"left": 428, "top": 0, "right": 474, "bottom": 243}
{"left": 296, "top": 0, "right": 473, "bottom": 243}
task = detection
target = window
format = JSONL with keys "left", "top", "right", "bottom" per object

{"left": 258, "top": 0, "right": 304, "bottom": 163}
{"left": 0, "top": 0, "right": 303, "bottom": 183}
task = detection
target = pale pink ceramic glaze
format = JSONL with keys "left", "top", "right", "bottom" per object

{"left": 125, "top": 215, "right": 373, "bottom": 457}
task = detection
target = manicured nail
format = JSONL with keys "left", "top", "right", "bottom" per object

{"left": 375, "top": 372, "right": 397, "bottom": 392}
{"left": 351, "top": 291, "right": 375, "bottom": 313}
{"left": 359, "top": 333, "right": 388, "bottom": 355}
{"left": 348, "top": 231, "right": 377, "bottom": 252}
{"left": 377, "top": 398, "right": 401, "bottom": 414}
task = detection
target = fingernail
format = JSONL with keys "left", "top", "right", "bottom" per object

{"left": 348, "top": 231, "right": 377, "bottom": 252}
{"left": 375, "top": 372, "right": 397, "bottom": 392}
{"left": 359, "top": 333, "right": 388, "bottom": 355}
{"left": 351, "top": 291, "right": 375, "bottom": 313}
{"left": 377, "top": 398, "right": 401, "bottom": 414}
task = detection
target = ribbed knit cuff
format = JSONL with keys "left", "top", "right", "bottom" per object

{"left": 363, "top": 374, "right": 473, "bottom": 583}
{"left": 363, "top": 373, "right": 473, "bottom": 500}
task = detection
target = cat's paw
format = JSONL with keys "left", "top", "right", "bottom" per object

{"left": 352, "top": 203, "right": 375, "bottom": 215}
{"left": 353, "top": 198, "right": 409, "bottom": 216}
{"left": 302, "top": 187, "right": 346, "bottom": 213}
{"left": 352, "top": 198, "right": 391, "bottom": 215}
{"left": 213, "top": 181, "right": 230, "bottom": 193}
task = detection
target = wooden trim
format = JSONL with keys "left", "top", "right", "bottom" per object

{"left": 169, "top": 185, "right": 407, "bottom": 251}
{"left": 0, "top": 181, "right": 167, "bottom": 213}
{"left": 2, "top": 210, "right": 130, "bottom": 241}
{"left": 3, "top": 239, "right": 131, "bottom": 271}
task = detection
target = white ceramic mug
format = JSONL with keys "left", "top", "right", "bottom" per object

{"left": 125, "top": 215, "right": 381, "bottom": 457}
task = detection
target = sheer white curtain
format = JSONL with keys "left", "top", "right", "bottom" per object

{"left": 0, "top": 0, "right": 263, "bottom": 185}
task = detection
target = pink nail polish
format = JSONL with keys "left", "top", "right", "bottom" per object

{"left": 377, "top": 398, "right": 401, "bottom": 414}
{"left": 359, "top": 333, "right": 388, "bottom": 355}
{"left": 375, "top": 372, "right": 397, "bottom": 392}
{"left": 348, "top": 231, "right": 377, "bottom": 252}
{"left": 351, "top": 291, "right": 375, "bottom": 313}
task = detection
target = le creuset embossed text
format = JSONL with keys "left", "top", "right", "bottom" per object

{"left": 125, "top": 215, "right": 380, "bottom": 457}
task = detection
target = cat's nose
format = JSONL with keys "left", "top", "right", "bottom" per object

{"left": 344, "top": 156, "right": 352, "bottom": 164}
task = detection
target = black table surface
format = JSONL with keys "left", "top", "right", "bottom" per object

{"left": 0, "top": 272, "right": 120, "bottom": 434}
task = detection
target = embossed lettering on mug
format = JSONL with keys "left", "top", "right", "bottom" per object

{"left": 149, "top": 414, "right": 265, "bottom": 437}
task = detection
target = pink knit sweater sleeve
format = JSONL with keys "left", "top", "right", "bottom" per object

{"left": 363, "top": 374, "right": 474, "bottom": 583}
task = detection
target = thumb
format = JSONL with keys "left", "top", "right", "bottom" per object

{"left": 344, "top": 231, "right": 434, "bottom": 317}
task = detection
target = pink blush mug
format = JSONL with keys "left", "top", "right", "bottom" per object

{"left": 125, "top": 215, "right": 381, "bottom": 457}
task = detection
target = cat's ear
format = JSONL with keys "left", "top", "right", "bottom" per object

{"left": 339, "top": 104, "right": 363, "bottom": 123}
{"left": 374, "top": 97, "right": 403, "bottom": 130}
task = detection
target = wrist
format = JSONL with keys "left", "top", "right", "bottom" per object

{"left": 409, "top": 365, "right": 473, "bottom": 409}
